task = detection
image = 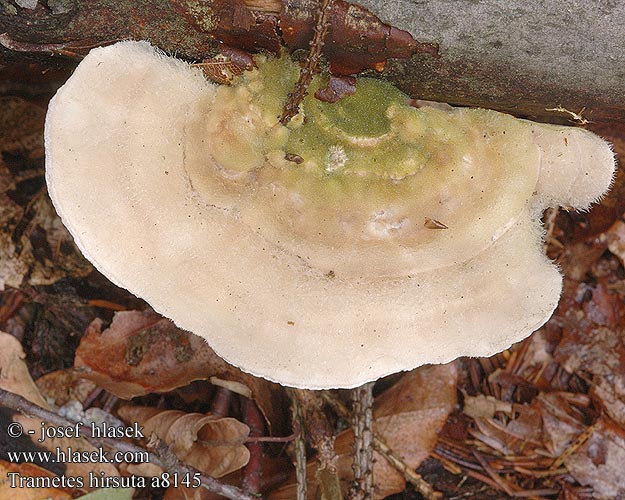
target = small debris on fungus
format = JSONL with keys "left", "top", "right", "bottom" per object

{"left": 44, "top": 41, "right": 615, "bottom": 389}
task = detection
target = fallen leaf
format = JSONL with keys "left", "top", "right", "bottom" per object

{"left": 537, "top": 392, "right": 588, "bottom": 458}
{"left": 74, "top": 310, "right": 286, "bottom": 432}
{"left": 467, "top": 390, "right": 591, "bottom": 473}
{"left": 270, "top": 362, "right": 457, "bottom": 500}
{"left": 0, "top": 331, "right": 48, "bottom": 407}
{"left": 0, "top": 331, "right": 118, "bottom": 485}
{"left": 0, "top": 460, "right": 72, "bottom": 500}
{"left": 117, "top": 405, "right": 250, "bottom": 478}
{"left": 565, "top": 417, "right": 625, "bottom": 499}
{"left": 20, "top": 194, "right": 93, "bottom": 286}
{"left": 463, "top": 394, "right": 512, "bottom": 420}
{"left": 0, "top": 159, "right": 30, "bottom": 289}
{"left": 0, "top": 97, "right": 92, "bottom": 290}
{"left": 371, "top": 362, "right": 458, "bottom": 497}
{"left": 35, "top": 369, "right": 98, "bottom": 407}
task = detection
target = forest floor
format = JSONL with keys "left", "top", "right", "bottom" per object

{"left": 1, "top": 59, "right": 624, "bottom": 500}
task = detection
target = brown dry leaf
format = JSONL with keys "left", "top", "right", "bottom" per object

{"left": 0, "top": 97, "right": 92, "bottom": 290}
{"left": 117, "top": 405, "right": 250, "bottom": 478}
{"left": 74, "top": 310, "right": 285, "bottom": 431}
{"left": 193, "top": 48, "right": 254, "bottom": 85}
{"left": 20, "top": 194, "right": 93, "bottom": 286}
{"left": 463, "top": 394, "right": 513, "bottom": 420}
{"left": 195, "top": 59, "right": 245, "bottom": 84}
{"left": 565, "top": 417, "right": 625, "bottom": 499}
{"left": 0, "top": 331, "right": 118, "bottom": 484}
{"left": 0, "top": 331, "right": 48, "bottom": 406}
{"left": 0, "top": 460, "right": 72, "bottom": 500}
{"left": 270, "top": 363, "right": 457, "bottom": 500}
{"left": 467, "top": 390, "right": 592, "bottom": 474}
{"left": 538, "top": 392, "right": 588, "bottom": 458}
{"left": 369, "top": 362, "right": 458, "bottom": 496}
{"left": 470, "top": 401, "right": 544, "bottom": 457}
{"left": 35, "top": 369, "right": 98, "bottom": 407}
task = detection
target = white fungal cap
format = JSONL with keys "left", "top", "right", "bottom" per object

{"left": 45, "top": 41, "right": 616, "bottom": 389}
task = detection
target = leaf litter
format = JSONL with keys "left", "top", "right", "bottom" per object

{"left": 1, "top": 52, "right": 625, "bottom": 500}
{"left": 0, "top": 97, "right": 92, "bottom": 291}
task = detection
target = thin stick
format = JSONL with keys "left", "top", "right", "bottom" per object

{"left": 349, "top": 382, "right": 374, "bottom": 500}
{"left": 211, "top": 386, "right": 233, "bottom": 417}
{"left": 290, "top": 392, "right": 308, "bottom": 500}
{"left": 0, "top": 388, "right": 264, "bottom": 500}
{"left": 471, "top": 450, "right": 516, "bottom": 497}
{"left": 322, "top": 391, "right": 443, "bottom": 500}
{"left": 542, "top": 207, "right": 562, "bottom": 253}
{"left": 279, "top": 0, "right": 333, "bottom": 125}
{"left": 0, "top": 32, "right": 72, "bottom": 53}
{"left": 291, "top": 389, "right": 345, "bottom": 499}
{"left": 374, "top": 437, "right": 442, "bottom": 500}
{"left": 242, "top": 397, "right": 264, "bottom": 494}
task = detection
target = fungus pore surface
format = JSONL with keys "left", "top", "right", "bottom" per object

{"left": 45, "top": 41, "right": 615, "bottom": 389}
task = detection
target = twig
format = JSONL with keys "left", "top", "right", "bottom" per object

{"left": 513, "top": 466, "right": 567, "bottom": 477}
{"left": 102, "top": 393, "right": 118, "bottom": 413}
{"left": 242, "top": 397, "right": 264, "bottom": 494}
{"left": 545, "top": 105, "right": 591, "bottom": 125}
{"left": 374, "top": 437, "right": 442, "bottom": 500}
{"left": 245, "top": 431, "right": 298, "bottom": 443}
{"left": 292, "top": 389, "right": 338, "bottom": 472}
{"left": 511, "top": 488, "right": 560, "bottom": 497}
{"left": 542, "top": 207, "right": 563, "bottom": 254}
{"left": 471, "top": 450, "right": 516, "bottom": 497}
{"left": 81, "top": 386, "right": 103, "bottom": 409}
{"left": 349, "top": 383, "right": 374, "bottom": 500}
{"left": 279, "top": 0, "right": 333, "bottom": 125}
{"left": 323, "top": 392, "right": 442, "bottom": 500}
{"left": 290, "top": 391, "right": 308, "bottom": 500}
{"left": 211, "top": 386, "right": 233, "bottom": 417}
{"left": 0, "top": 33, "right": 118, "bottom": 59}
{"left": 0, "top": 388, "right": 264, "bottom": 500}
{"left": 292, "top": 389, "right": 343, "bottom": 500}
{"left": 550, "top": 424, "right": 595, "bottom": 470}
{"left": 0, "top": 32, "right": 73, "bottom": 53}
{"left": 0, "top": 289, "right": 25, "bottom": 327}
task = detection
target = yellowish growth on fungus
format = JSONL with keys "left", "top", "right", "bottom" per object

{"left": 45, "top": 42, "right": 616, "bottom": 389}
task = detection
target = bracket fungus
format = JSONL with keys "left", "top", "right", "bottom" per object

{"left": 45, "top": 41, "right": 615, "bottom": 389}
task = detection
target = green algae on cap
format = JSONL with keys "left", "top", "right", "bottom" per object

{"left": 193, "top": 54, "right": 544, "bottom": 277}
{"left": 45, "top": 41, "right": 615, "bottom": 389}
